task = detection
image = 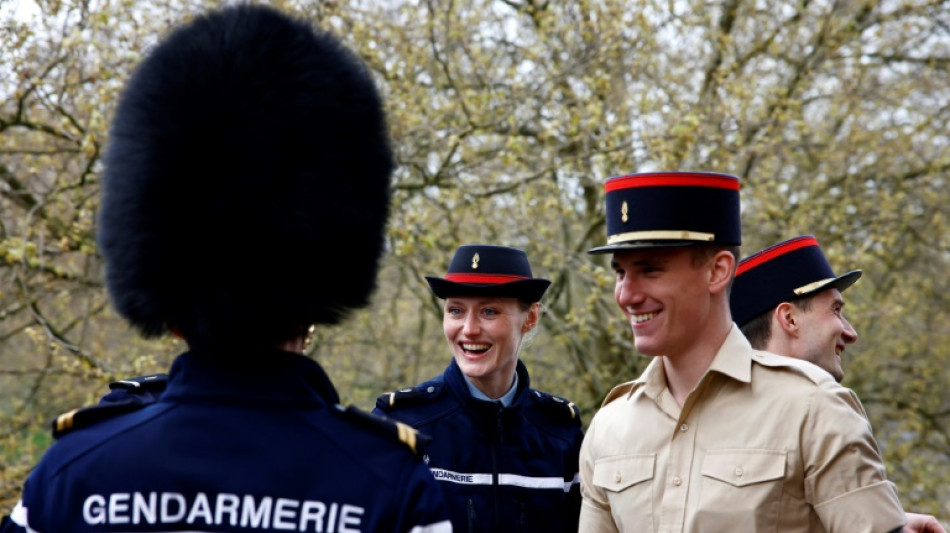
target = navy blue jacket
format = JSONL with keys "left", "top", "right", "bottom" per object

{"left": 7, "top": 349, "right": 452, "bottom": 532}
{"left": 373, "top": 359, "right": 583, "bottom": 533}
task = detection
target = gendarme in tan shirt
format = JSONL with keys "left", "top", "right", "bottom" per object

{"left": 579, "top": 325, "right": 905, "bottom": 532}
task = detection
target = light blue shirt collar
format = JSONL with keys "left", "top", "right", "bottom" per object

{"left": 463, "top": 370, "right": 519, "bottom": 407}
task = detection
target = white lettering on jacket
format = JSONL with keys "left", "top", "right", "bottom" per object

{"left": 430, "top": 467, "right": 575, "bottom": 491}
{"left": 82, "top": 491, "right": 365, "bottom": 532}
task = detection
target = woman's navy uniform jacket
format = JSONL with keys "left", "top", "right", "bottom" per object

{"left": 7, "top": 349, "right": 452, "bottom": 533}
{"left": 373, "top": 359, "right": 583, "bottom": 533}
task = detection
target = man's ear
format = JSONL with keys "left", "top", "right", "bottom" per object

{"left": 709, "top": 250, "right": 735, "bottom": 295}
{"left": 774, "top": 302, "right": 800, "bottom": 337}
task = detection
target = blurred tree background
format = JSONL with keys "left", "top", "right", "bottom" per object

{"left": 1, "top": 0, "right": 948, "bottom": 519}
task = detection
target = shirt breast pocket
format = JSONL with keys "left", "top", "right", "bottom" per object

{"left": 592, "top": 453, "right": 655, "bottom": 531}
{"left": 698, "top": 449, "right": 786, "bottom": 532}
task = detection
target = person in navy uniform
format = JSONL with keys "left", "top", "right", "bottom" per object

{"left": 3, "top": 4, "right": 452, "bottom": 532}
{"left": 374, "top": 244, "right": 584, "bottom": 533}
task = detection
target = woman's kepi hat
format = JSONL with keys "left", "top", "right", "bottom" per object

{"left": 426, "top": 245, "right": 551, "bottom": 303}
{"left": 588, "top": 171, "right": 741, "bottom": 254}
{"left": 730, "top": 235, "right": 862, "bottom": 327}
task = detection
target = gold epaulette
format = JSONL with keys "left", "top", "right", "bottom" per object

{"left": 393, "top": 420, "right": 419, "bottom": 454}
{"left": 50, "top": 402, "right": 149, "bottom": 439}
{"left": 338, "top": 404, "right": 430, "bottom": 456}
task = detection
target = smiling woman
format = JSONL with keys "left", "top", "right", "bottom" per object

{"left": 442, "top": 295, "right": 535, "bottom": 398}
{"left": 374, "top": 244, "right": 585, "bottom": 533}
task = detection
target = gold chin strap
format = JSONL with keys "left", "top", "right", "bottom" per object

{"left": 607, "top": 230, "right": 715, "bottom": 244}
{"left": 793, "top": 278, "right": 835, "bottom": 295}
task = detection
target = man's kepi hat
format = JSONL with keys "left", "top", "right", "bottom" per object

{"left": 730, "top": 235, "right": 863, "bottom": 327}
{"left": 588, "top": 171, "right": 742, "bottom": 254}
{"left": 426, "top": 245, "right": 551, "bottom": 303}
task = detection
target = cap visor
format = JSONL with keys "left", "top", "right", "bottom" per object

{"left": 587, "top": 240, "right": 705, "bottom": 255}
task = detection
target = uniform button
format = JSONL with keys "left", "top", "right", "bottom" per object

{"left": 426, "top": 386, "right": 435, "bottom": 393}
{"left": 672, "top": 476, "right": 682, "bottom": 486}
{"left": 615, "top": 472, "right": 622, "bottom": 483}
{"left": 679, "top": 423, "right": 688, "bottom": 432}
{"left": 735, "top": 467, "right": 744, "bottom": 477}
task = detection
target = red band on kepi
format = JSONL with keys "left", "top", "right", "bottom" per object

{"left": 605, "top": 173, "right": 741, "bottom": 192}
{"left": 426, "top": 245, "right": 551, "bottom": 302}
{"left": 735, "top": 236, "right": 818, "bottom": 276}
{"left": 730, "top": 235, "right": 862, "bottom": 327}
{"left": 444, "top": 273, "right": 530, "bottom": 284}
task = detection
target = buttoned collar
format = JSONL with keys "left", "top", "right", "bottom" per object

{"left": 445, "top": 358, "right": 530, "bottom": 422}
{"left": 635, "top": 323, "right": 753, "bottom": 399}
{"left": 706, "top": 324, "right": 754, "bottom": 383}
{"left": 463, "top": 369, "right": 520, "bottom": 407}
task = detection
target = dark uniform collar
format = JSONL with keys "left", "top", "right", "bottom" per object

{"left": 161, "top": 348, "right": 341, "bottom": 407}
{"left": 445, "top": 358, "right": 531, "bottom": 421}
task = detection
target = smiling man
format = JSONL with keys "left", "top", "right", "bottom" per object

{"left": 730, "top": 235, "right": 947, "bottom": 533}
{"left": 578, "top": 171, "right": 908, "bottom": 532}
{"left": 730, "top": 235, "right": 861, "bottom": 381}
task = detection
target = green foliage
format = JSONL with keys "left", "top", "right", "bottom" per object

{"left": 1, "top": 0, "right": 947, "bottom": 520}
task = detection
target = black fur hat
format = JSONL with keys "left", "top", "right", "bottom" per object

{"left": 98, "top": 4, "right": 394, "bottom": 350}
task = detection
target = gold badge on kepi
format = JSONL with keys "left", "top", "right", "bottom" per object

{"left": 471, "top": 253, "right": 480, "bottom": 270}
{"left": 621, "top": 201, "right": 628, "bottom": 223}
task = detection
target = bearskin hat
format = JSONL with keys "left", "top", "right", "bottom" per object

{"left": 97, "top": 4, "right": 394, "bottom": 350}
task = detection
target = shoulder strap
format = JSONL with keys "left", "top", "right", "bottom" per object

{"left": 530, "top": 390, "right": 581, "bottom": 424}
{"left": 52, "top": 373, "right": 168, "bottom": 438}
{"left": 338, "top": 404, "right": 431, "bottom": 456}
{"left": 51, "top": 402, "right": 150, "bottom": 439}
{"left": 751, "top": 350, "right": 834, "bottom": 384}
{"left": 375, "top": 383, "right": 442, "bottom": 411}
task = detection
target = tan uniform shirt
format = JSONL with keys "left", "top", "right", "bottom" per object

{"left": 579, "top": 325, "right": 905, "bottom": 533}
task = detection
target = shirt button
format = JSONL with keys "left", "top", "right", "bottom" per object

{"left": 615, "top": 472, "right": 622, "bottom": 483}
{"left": 735, "top": 467, "right": 744, "bottom": 477}
{"left": 679, "top": 423, "right": 688, "bottom": 432}
{"left": 672, "top": 476, "right": 682, "bottom": 486}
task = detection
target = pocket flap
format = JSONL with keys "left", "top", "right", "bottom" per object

{"left": 592, "top": 454, "right": 655, "bottom": 492}
{"left": 701, "top": 449, "right": 786, "bottom": 487}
